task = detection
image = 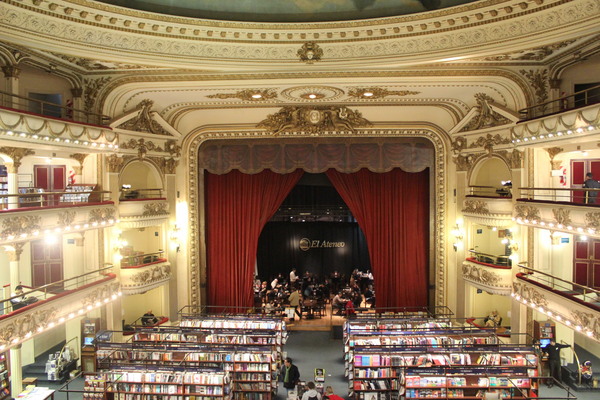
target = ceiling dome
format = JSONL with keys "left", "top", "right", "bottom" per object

{"left": 95, "top": 0, "right": 479, "bottom": 23}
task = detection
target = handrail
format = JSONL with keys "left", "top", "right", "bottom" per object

{"left": 119, "top": 188, "right": 164, "bottom": 200}
{"left": 120, "top": 250, "right": 165, "bottom": 268}
{"left": 517, "top": 264, "right": 600, "bottom": 302}
{"left": 57, "top": 336, "right": 79, "bottom": 377}
{"left": 1, "top": 264, "right": 114, "bottom": 314}
{"left": 0, "top": 89, "right": 111, "bottom": 126}
{"left": 468, "top": 249, "right": 511, "bottom": 268}
{"left": 518, "top": 83, "right": 600, "bottom": 121}
{"left": 519, "top": 186, "right": 600, "bottom": 204}
{"left": 567, "top": 341, "right": 582, "bottom": 385}
{"left": 0, "top": 190, "right": 112, "bottom": 209}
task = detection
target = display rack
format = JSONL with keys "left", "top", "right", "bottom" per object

{"left": 61, "top": 184, "right": 97, "bottom": 203}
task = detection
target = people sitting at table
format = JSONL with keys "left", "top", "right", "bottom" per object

{"left": 10, "top": 285, "right": 38, "bottom": 311}
{"left": 332, "top": 291, "right": 346, "bottom": 315}
{"left": 141, "top": 309, "right": 159, "bottom": 326}
{"left": 364, "top": 285, "right": 376, "bottom": 308}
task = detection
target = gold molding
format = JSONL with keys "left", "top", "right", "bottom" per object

{"left": 462, "top": 199, "right": 490, "bottom": 215}
{"left": 0, "top": 147, "right": 35, "bottom": 171}
{"left": 347, "top": 87, "right": 420, "bottom": 99}
{"left": 206, "top": 89, "right": 278, "bottom": 102}
{"left": 142, "top": 202, "right": 169, "bottom": 217}
{"left": 88, "top": 207, "right": 116, "bottom": 223}
{"left": 1, "top": 215, "right": 41, "bottom": 238}
{"left": 297, "top": 42, "right": 323, "bottom": 64}
{"left": 514, "top": 204, "right": 540, "bottom": 222}
{"left": 552, "top": 208, "right": 572, "bottom": 227}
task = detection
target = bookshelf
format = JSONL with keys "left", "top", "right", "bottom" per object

{"left": 85, "top": 368, "right": 230, "bottom": 400}
{"left": 0, "top": 352, "right": 9, "bottom": 400}
{"left": 61, "top": 184, "right": 97, "bottom": 203}
{"left": 0, "top": 166, "right": 7, "bottom": 209}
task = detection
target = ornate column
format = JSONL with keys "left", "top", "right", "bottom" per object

{"left": 0, "top": 147, "right": 35, "bottom": 209}
{"left": 5, "top": 243, "right": 25, "bottom": 291}
{"left": 6, "top": 243, "right": 24, "bottom": 395}
{"left": 1, "top": 65, "right": 20, "bottom": 109}
{"left": 10, "top": 345, "right": 22, "bottom": 395}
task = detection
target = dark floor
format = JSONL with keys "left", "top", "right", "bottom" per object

{"left": 23, "top": 330, "right": 600, "bottom": 400}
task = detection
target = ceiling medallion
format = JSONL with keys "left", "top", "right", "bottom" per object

{"left": 280, "top": 86, "right": 344, "bottom": 102}
{"left": 348, "top": 87, "right": 421, "bottom": 99}
{"left": 257, "top": 106, "right": 372, "bottom": 135}
{"left": 206, "top": 89, "right": 278, "bottom": 102}
{"left": 297, "top": 42, "right": 323, "bottom": 64}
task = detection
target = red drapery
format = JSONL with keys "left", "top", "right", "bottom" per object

{"left": 205, "top": 169, "right": 303, "bottom": 308}
{"left": 326, "top": 168, "right": 430, "bottom": 308}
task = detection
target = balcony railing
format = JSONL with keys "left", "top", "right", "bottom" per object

{"left": 467, "top": 185, "right": 512, "bottom": 198}
{"left": 516, "top": 264, "right": 600, "bottom": 306}
{"left": 518, "top": 83, "right": 600, "bottom": 121}
{"left": 519, "top": 187, "right": 600, "bottom": 204}
{"left": 120, "top": 250, "right": 165, "bottom": 268}
{"left": 0, "top": 90, "right": 110, "bottom": 126}
{"left": 119, "top": 188, "right": 164, "bottom": 200}
{"left": 0, "top": 264, "right": 114, "bottom": 315}
{"left": 0, "top": 190, "right": 112, "bottom": 210}
{"left": 467, "top": 249, "right": 512, "bottom": 268}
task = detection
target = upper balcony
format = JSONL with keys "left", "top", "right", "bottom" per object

{"left": 0, "top": 266, "right": 121, "bottom": 352}
{"left": 513, "top": 264, "right": 600, "bottom": 342}
{"left": 119, "top": 251, "right": 171, "bottom": 296}
{"left": 0, "top": 190, "right": 116, "bottom": 246}
{"left": 462, "top": 249, "right": 513, "bottom": 296}
{"left": 462, "top": 185, "right": 514, "bottom": 228}
{"left": 118, "top": 188, "right": 169, "bottom": 229}
{"left": 514, "top": 188, "right": 600, "bottom": 240}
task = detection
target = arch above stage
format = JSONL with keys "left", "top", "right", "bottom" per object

{"left": 185, "top": 129, "right": 448, "bottom": 309}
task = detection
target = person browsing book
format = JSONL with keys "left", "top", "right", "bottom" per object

{"left": 301, "top": 382, "right": 321, "bottom": 400}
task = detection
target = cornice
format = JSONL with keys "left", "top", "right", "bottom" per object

{"left": 1, "top": 0, "right": 598, "bottom": 69}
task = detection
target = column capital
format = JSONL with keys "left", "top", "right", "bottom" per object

{"left": 4, "top": 242, "right": 25, "bottom": 262}
{"left": 0, "top": 147, "right": 35, "bottom": 171}
{"left": 1, "top": 65, "right": 21, "bottom": 78}
{"left": 70, "top": 87, "right": 83, "bottom": 98}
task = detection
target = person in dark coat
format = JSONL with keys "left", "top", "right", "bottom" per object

{"left": 583, "top": 172, "right": 600, "bottom": 204}
{"left": 281, "top": 357, "right": 300, "bottom": 393}
{"left": 541, "top": 339, "right": 570, "bottom": 387}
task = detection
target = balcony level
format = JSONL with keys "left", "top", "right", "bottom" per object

{"left": 462, "top": 249, "right": 513, "bottom": 296}
{"left": 120, "top": 251, "right": 171, "bottom": 295}
{"left": 118, "top": 188, "right": 169, "bottom": 229}
{"left": 0, "top": 266, "right": 121, "bottom": 352}
{"left": 513, "top": 265, "right": 600, "bottom": 342}
{"left": 462, "top": 186, "right": 514, "bottom": 228}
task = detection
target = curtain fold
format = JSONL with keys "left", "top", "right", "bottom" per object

{"left": 326, "top": 168, "right": 430, "bottom": 308}
{"left": 205, "top": 169, "right": 304, "bottom": 308}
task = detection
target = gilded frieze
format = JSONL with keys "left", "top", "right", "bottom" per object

{"left": 552, "top": 208, "right": 572, "bottom": 227}
{"left": 120, "top": 138, "right": 162, "bottom": 159}
{"left": 257, "top": 106, "right": 372, "bottom": 135}
{"left": 462, "top": 264, "right": 502, "bottom": 285}
{"left": 571, "top": 310, "right": 600, "bottom": 338}
{"left": 57, "top": 210, "right": 76, "bottom": 227}
{"left": 452, "top": 154, "right": 476, "bottom": 172}
{"left": 514, "top": 204, "right": 540, "bottom": 222}
{"left": 88, "top": 207, "right": 116, "bottom": 223}
{"left": 142, "top": 202, "right": 169, "bottom": 217}
{"left": 480, "top": 40, "right": 577, "bottom": 62}
{"left": 0, "top": 147, "right": 35, "bottom": 170}
{"left": 520, "top": 69, "right": 549, "bottom": 111}
{"left": 127, "top": 263, "right": 172, "bottom": 287}
{"left": 1, "top": 215, "right": 41, "bottom": 238}
{"left": 206, "top": 89, "right": 278, "bottom": 102}
{"left": 298, "top": 42, "right": 323, "bottom": 64}
{"left": 0, "top": 308, "right": 57, "bottom": 346}
{"left": 81, "top": 282, "right": 120, "bottom": 307}
{"left": 462, "top": 199, "right": 490, "bottom": 215}
{"left": 117, "top": 99, "right": 170, "bottom": 135}
{"left": 461, "top": 93, "right": 510, "bottom": 132}
{"left": 522, "top": 286, "right": 548, "bottom": 308}
{"left": 347, "top": 87, "right": 420, "bottom": 99}
{"left": 468, "top": 133, "right": 511, "bottom": 154}
{"left": 585, "top": 212, "right": 600, "bottom": 231}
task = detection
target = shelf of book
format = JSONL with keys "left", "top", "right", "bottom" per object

{"left": 0, "top": 352, "right": 9, "bottom": 400}
{"left": 85, "top": 367, "right": 230, "bottom": 400}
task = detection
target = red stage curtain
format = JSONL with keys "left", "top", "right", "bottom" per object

{"left": 326, "top": 168, "right": 429, "bottom": 308}
{"left": 205, "top": 169, "right": 303, "bottom": 308}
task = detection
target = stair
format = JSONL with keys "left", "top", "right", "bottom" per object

{"left": 22, "top": 342, "right": 66, "bottom": 385}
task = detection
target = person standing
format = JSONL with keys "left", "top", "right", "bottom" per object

{"left": 583, "top": 172, "right": 600, "bottom": 204}
{"left": 290, "top": 268, "right": 299, "bottom": 285}
{"left": 301, "top": 382, "right": 321, "bottom": 400}
{"left": 288, "top": 288, "right": 302, "bottom": 320}
{"left": 542, "top": 339, "right": 570, "bottom": 387}
{"left": 281, "top": 357, "right": 300, "bottom": 394}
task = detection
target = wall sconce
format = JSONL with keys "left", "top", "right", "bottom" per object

{"left": 452, "top": 224, "right": 464, "bottom": 252}
{"left": 169, "top": 225, "right": 181, "bottom": 252}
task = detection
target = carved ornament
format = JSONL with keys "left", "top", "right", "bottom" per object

{"left": 89, "top": 207, "right": 116, "bottom": 223}
{"left": 81, "top": 282, "right": 120, "bottom": 307}
{"left": 1, "top": 65, "right": 21, "bottom": 78}
{"left": 462, "top": 264, "right": 502, "bottom": 285}
{"left": 514, "top": 204, "right": 541, "bottom": 222}
{"left": 496, "top": 149, "right": 523, "bottom": 169}
{"left": 0, "top": 308, "right": 57, "bottom": 346}
{"left": 522, "top": 285, "right": 549, "bottom": 308}
{"left": 297, "top": 42, "right": 323, "bottom": 64}
{"left": 585, "top": 212, "right": 600, "bottom": 231}
{"left": 127, "top": 263, "right": 172, "bottom": 286}
{"left": 520, "top": 69, "right": 549, "bottom": 111}
{"left": 461, "top": 93, "right": 510, "bottom": 132}
{"left": 451, "top": 136, "right": 467, "bottom": 154}
{"left": 165, "top": 140, "right": 181, "bottom": 157}
{"left": 481, "top": 40, "right": 576, "bottom": 61}
{"left": 3, "top": 242, "right": 25, "bottom": 262}
{"left": 347, "top": 87, "right": 420, "bottom": 99}
{"left": 117, "top": 99, "right": 169, "bottom": 135}
{"left": 57, "top": 210, "right": 77, "bottom": 227}
{"left": 2, "top": 215, "right": 41, "bottom": 238}
{"left": 83, "top": 77, "right": 111, "bottom": 113}
{"left": 120, "top": 138, "right": 163, "bottom": 159}
{"left": 148, "top": 156, "right": 178, "bottom": 175}
{"left": 546, "top": 147, "right": 563, "bottom": 161}
{"left": 571, "top": 310, "right": 600, "bottom": 338}
{"left": 552, "top": 208, "right": 572, "bottom": 227}
{"left": 69, "top": 153, "right": 89, "bottom": 167}
{"left": 452, "top": 154, "right": 476, "bottom": 172}
{"left": 142, "top": 202, "right": 169, "bottom": 217}
{"left": 468, "top": 133, "right": 511, "bottom": 154}
{"left": 207, "top": 89, "right": 278, "bottom": 102}
{"left": 463, "top": 200, "right": 490, "bottom": 215}
{"left": 0, "top": 147, "right": 35, "bottom": 171}
{"left": 106, "top": 154, "right": 124, "bottom": 173}
{"left": 257, "top": 106, "right": 371, "bottom": 135}
{"left": 50, "top": 53, "right": 150, "bottom": 70}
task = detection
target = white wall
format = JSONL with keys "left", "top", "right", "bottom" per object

{"left": 121, "top": 226, "right": 164, "bottom": 255}
{"left": 122, "top": 286, "right": 166, "bottom": 325}
{"left": 466, "top": 284, "right": 512, "bottom": 326}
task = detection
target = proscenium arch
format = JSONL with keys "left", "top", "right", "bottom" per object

{"left": 182, "top": 127, "right": 449, "bottom": 310}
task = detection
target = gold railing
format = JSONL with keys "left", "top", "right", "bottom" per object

{"left": 0, "top": 89, "right": 110, "bottom": 126}
{"left": 468, "top": 249, "right": 512, "bottom": 267}
{"left": 120, "top": 250, "right": 165, "bottom": 268}
{"left": 468, "top": 185, "right": 512, "bottom": 198}
{"left": 518, "top": 187, "right": 600, "bottom": 204}
{"left": 119, "top": 188, "right": 164, "bottom": 200}
{"left": 0, "top": 190, "right": 112, "bottom": 209}
{"left": 518, "top": 84, "right": 600, "bottom": 121}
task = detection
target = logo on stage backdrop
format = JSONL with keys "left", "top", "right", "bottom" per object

{"left": 299, "top": 238, "right": 345, "bottom": 251}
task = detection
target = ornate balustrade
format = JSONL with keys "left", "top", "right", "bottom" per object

{"left": 120, "top": 258, "right": 171, "bottom": 296}
{"left": 462, "top": 196, "right": 514, "bottom": 227}
{"left": 462, "top": 257, "right": 513, "bottom": 296}
{"left": 118, "top": 196, "right": 169, "bottom": 229}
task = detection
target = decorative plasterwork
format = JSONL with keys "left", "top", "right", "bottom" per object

{"left": 0, "top": 308, "right": 57, "bottom": 346}
{"left": 514, "top": 204, "right": 541, "bottom": 222}
{"left": 585, "top": 212, "right": 600, "bottom": 231}
{"left": 552, "top": 208, "right": 572, "bottom": 227}
{"left": 280, "top": 86, "right": 345, "bottom": 102}
{"left": 468, "top": 133, "right": 512, "bottom": 154}
{"left": 297, "top": 42, "right": 323, "bottom": 64}
{"left": 117, "top": 99, "right": 170, "bottom": 135}
{"left": 460, "top": 93, "right": 511, "bottom": 132}
{"left": 143, "top": 202, "right": 169, "bottom": 217}
{"left": 257, "top": 106, "right": 372, "bottom": 135}
{"left": 57, "top": 210, "right": 76, "bottom": 227}
{"left": 89, "top": 207, "right": 117, "bottom": 223}
{"left": 347, "top": 87, "right": 420, "bottom": 99}
{"left": 451, "top": 136, "right": 467, "bottom": 154}
{"left": 513, "top": 281, "right": 549, "bottom": 308}
{"left": 81, "top": 282, "right": 121, "bottom": 307}
{"left": 206, "top": 89, "right": 278, "bottom": 102}
{"left": 50, "top": 52, "right": 152, "bottom": 70}
{"left": 69, "top": 153, "right": 88, "bottom": 167}
{"left": 83, "top": 77, "right": 111, "bottom": 114}
{"left": 120, "top": 138, "right": 165, "bottom": 159}
{"left": 462, "top": 261, "right": 512, "bottom": 296}
{"left": 520, "top": 69, "right": 549, "bottom": 111}
{"left": 121, "top": 262, "right": 172, "bottom": 295}
{"left": 496, "top": 149, "right": 523, "bottom": 169}
{"left": 462, "top": 200, "right": 489, "bottom": 215}
{"left": 571, "top": 310, "right": 600, "bottom": 339}
{"left": 147, "top": 156, "right": 178, "bottom": 175}
{"left": 452, "top": 154, "right": 477, "bottom": 172}
{"left": 2, "top": 0, "right": 596, "bottom": 66}
{"left": 1, "top": 215, "right": 41, "bottom": 238}
{"left": 187, "top": 128, "right": 447, "bottom": 308}
{"left": 0, "top": 146, "right": 34, "bottom": 171}
{"left": 480, "top": 40, "right": 578, "bottom": 62}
